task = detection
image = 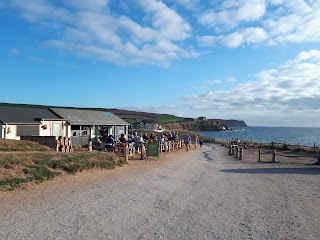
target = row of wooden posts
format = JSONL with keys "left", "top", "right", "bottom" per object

{"left": 56, "top": 137, "right": 73, "bottom": 152}
{"left": 223, "top": 140, "right": 277, "bottom": 162}
{"left": 228, "top": 144, "right": 244, "bottom": 160}
{"left": 159, "top": 140, "right": 184, "bottom": 153}
{"left": 20, "top": 136, "right": 74, "bottom": 152}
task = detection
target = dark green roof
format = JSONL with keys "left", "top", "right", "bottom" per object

{"left": 50, "top": 108, "right": 129, "bottom": 126}
{"left": 0, "top": 106, "right": 62, "bottom": 124}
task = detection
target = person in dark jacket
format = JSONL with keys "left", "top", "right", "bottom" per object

{"left": 105, "top": 135, "right": 115, "bottom": 149}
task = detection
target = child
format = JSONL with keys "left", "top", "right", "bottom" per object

{"left": 199, "top": 139, "right": 203, "bottom": 150}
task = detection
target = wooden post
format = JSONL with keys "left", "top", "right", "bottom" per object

{"left": 124, "top": 144, "right": 128, "bottom": 162}
{"left": 239, "top": 148, "right": 243, "bottom": 160}
{"left": 69, "top": 138, "right": 73, "bottom": 152}
{"left": 88, "top": 139, "right": 92, "bottom": 152}
{"left": 140, "top": 144, "right": 146, "bottom": 160}
{"left": 272, "top": 149, "right": 276, "bottom": 162}
{"left": 235, "top": 147, "right": 239, "bottom": 158}
{"left": 258, "top": 149, "right": 261, "bottom": 162}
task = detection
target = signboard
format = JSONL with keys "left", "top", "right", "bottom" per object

{"left": 146, "top": 142, "right": 160, "bottom": 157}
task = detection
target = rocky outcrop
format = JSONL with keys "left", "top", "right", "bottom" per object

{"left": 164, "top": 120, "right": 229, "bottom": 132}
{"left": 223, "top": 120, "right": 247, "bottom": 127}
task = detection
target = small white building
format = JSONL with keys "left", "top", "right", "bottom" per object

{"left": 50, "top": 107, "right": 129, "bottom": 147}
{"left": 0, "top": 105, "right": 67, "bottom": 140}
{"left": 131, "top": 119, "right": 159, "bottom": 131}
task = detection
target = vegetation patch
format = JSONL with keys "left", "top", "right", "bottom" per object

{"left": 0, "top": 140, "right": 126, "bottom": 190}
{"left": 0, "top": 139, "right": 51, "bottom": 152}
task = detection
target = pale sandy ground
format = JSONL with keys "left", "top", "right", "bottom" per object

{"left": 0, "top": 144, "right": 319, "bottom": 240}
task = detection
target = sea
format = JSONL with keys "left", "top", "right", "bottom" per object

{"left": 198, "top": 126, "right": 320, "bottom": 147}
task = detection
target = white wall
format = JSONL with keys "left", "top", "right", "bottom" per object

{"left": 39, "top": 121, "right": 67, "bottom": 137}
{"left": 3, "top": 124, "right": 20, "bottom": 140}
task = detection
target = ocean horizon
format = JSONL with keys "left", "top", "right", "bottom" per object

{"left": 198, "top": 126, "right": 320, "bottom": 147}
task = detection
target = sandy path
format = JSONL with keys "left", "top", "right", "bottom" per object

{"left": 0, "top": 144, "right": 319, "bottom": 240}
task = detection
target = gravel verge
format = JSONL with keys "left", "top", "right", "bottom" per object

{"left": 0, "top": 143, "right": 319, "bottom": 240}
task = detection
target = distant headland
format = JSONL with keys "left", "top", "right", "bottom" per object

{"left": 0, "top": 103, "right": 247, "bottom": 132}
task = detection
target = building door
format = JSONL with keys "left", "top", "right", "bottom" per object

{"left": 52, "top": 123, "right": 62, "bottom": 136}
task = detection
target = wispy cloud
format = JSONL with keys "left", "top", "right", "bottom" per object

{"left": 7, "top": 0, "right": 197, "bottom": 67}
{"left": 191, "top": 76, "right": 237, "bottom": 91}
{"left": 4, "top": 0, "right": 320, "bottom": 67}
{"left": 10, "top": 48, "right": 20, "bottom": 55}
{"left": 197, "top": 0, "right": 320, "bottom": 47}
{"left": 180, "top": 50, "right": 320, "bottom": 126}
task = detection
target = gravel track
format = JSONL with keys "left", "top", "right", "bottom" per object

{"left": 1, "top": 144, "right": 319, "bottom": 240}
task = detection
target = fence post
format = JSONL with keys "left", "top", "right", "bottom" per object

{"left": 258, "top": 149, "right": 261, "bottom": 162}
{"left": 239, "top": 148, "right": 243, "bottom": 160}
{"left": 88, "top": 139, "right": 92, "bottom": 152}
{"left": 272, "top": 149, "right": 276, "bottom": 162}
{"left": 140, "top": 144, "right": 146, "bottom": 160}
{"left": 124, "top": 144, "right": 128, "bottom": 162}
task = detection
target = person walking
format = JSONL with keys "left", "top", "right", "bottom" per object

{"left": 184, "top": 133, "right": 191, "bottom": 151}
{"left": 199, "top": 139, "right": 203, "bottom": 150}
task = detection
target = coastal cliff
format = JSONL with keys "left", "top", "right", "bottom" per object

{"left": 223, "top": 120, "right": 247, "bottom": 127}
{"left": 164, "top": 120, "right": 229, "bottom": 132}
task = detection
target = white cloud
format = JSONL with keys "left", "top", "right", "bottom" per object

{"left": 10, "top": 0, "right": 72, "bottom": 25}
{"left": 197, "top": 35, "right": 216, "bottom": 47}
{"left": 173, "top": 0, "right": 199, "bottom": 9}
{"left": 180, "top": 50, "right": 320, "bottom": 126}
{"left": 226, "top": 76, "right": 236, "bottom": 82}
{"left": 207, "top": 80, "right": 223, "bottom": 84}
{"left": 140, "top": 0, "right": 191, "bottom": 41}
{"left": 219, "top": 27, "right": 268, "bottom": 47}
{"left": 197, "top": 0, "right": 320, "bottom": 48}
{"left": 6, "top": 0, "right": 320, "bottom": 65}
{"left": 8, "top": 0, "right": 196, "bottom": 67}
{"left": 198, "top": 0, "right": 266, "bottom": 30}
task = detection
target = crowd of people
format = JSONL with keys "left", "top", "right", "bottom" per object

{"left": 102, "top": 131, "right": 203, "bottom": 151}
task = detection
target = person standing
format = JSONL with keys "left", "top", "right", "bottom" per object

{"left": 194, "top": 135, "right": 199, "bottom": 149}
{"left": 184, "top": 133, "right": 191, "bottom": 151}
{"left": 199, "top": 139, "right": 203, "bottom": 150}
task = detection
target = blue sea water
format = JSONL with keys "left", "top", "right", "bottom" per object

{"left": 198, "top": 126, "right": 320, "bottom": 147}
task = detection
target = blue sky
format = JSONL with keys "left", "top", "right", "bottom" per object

{"left": 1, "top": 0, "right": 320, "bottom": 127}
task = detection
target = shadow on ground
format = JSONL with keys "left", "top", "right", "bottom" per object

{"left": 220, "top": 167, "right": 320, "bottom": 175}
{"left": 203, "top": 151, "right": 214, "bottom": 161}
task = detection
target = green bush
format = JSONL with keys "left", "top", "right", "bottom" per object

{"left": 23, "top": 166, "right": 61, "bottom": 182}
{"left": 0, "top": 178, "right": 30, "bottom": 188}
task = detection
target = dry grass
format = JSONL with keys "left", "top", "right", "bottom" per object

{"left": 235, "top": 147, "right": 319, "bottom": 165}
{"left": 0, "top": 139, "right": 126, "bottom": 190}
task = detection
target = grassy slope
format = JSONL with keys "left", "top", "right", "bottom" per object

{"left": 0, "top": 139, "right": 125, "bottom": 190}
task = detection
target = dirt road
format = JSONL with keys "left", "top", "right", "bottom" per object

{"left": 1, "top": 144, "right": 319, "bottom": 239}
